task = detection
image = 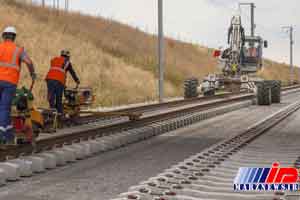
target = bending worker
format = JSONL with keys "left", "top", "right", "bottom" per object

{"left": 46, "top": 50, "right": 80, "bottom": 115}
{"left": 0, "top": 26, "right": 36, "bottom": 144}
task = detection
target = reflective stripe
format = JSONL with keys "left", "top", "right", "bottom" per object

{"left": 64, "top": 61, "right": 70, "bottom": 70}
{"left": 51, "top": 60, "right": 69, "bottom": 73}
{"left": 51, "top": 67, "right": 66, "bottom": 73}
{"left": 0, "top": 47, "right": 21, "bottom": 71}
{"left": 0, "top": 125, "right": 13, "bottom": 132}
{"left": 0, "top": 63, "right": 19, "bottom": 69}
{"left": 12, "top": 47, "right": 19, "bottom": 64}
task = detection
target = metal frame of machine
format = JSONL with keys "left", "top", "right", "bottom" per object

{"left": 184, "top": 8, "right": 281, "bottom": 106}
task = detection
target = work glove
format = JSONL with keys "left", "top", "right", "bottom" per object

{"left": 31, "top": 72, "right": 37, "bottom": 81}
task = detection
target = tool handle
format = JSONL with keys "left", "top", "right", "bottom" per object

{"left": 30, "top": 79, "right": 35, "bottom": 92}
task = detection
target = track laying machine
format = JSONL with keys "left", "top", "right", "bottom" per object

{"left": 184, "top": 11, "right": 281, "bottom": 106}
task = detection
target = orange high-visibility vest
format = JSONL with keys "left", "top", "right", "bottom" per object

{"left": 46, "top": 56, "right": 69, "bottom": 85}
{"left": 0, "top": 41, "right": 23, "bottom": 85}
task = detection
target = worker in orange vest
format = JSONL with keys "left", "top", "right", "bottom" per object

{"left": 0, "top": 26, "right": 36, "bottom": 144}
{"left": 46, "top": 50, "right": 80, "bottom": 115}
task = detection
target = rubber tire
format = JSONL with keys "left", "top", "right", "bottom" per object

{"left": 264, "top": 80, "right": 281, "bottom": 104}
{"left": 184, "top": 78, "right": 199, "bottom": 99}
{"left": 257, "top": 81, "right": 272, "bottom": 106}
{"left": 271, "top": 81, "right": 281, "bottom": 103}
{"left": 203, "top": 89, "right": 215, "bottom": 97}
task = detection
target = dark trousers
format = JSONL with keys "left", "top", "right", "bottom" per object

{"left": 47, "top": 80, "right": 65, "bottom": 114}
{"left": 0, "top": 81, "right": 16, "bottom": 142}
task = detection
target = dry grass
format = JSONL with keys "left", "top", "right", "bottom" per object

{"left": 1, "top": 0, "right": 178, "bottom": 106}
{"left": 4, "top": 1, "right": 218, "bottom": 86}
{"left": 257, "top": 59, "right": 300, "bottom": 86}
{"left": 0, "top": 0, "right": 298, "bottom": 107}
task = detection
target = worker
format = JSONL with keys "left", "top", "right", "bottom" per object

{"left": 46, "top": 50, "right": 80, "bottom": 115}
{"left": 0, "top": 26, "right": 36, "bottom": 144}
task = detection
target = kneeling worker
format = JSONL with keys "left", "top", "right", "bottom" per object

{"left": 0, "top": 26, "right": 36, "bottom": 144}
{"left": 46, "top": 50, "right": 80, "bottom": 115}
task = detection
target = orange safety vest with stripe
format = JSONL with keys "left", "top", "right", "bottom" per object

{"left": 0, "top": 41, "right": 23, "bottom": 85}
{"left": 46, "top": 56, "right": 69, "bottom": 85}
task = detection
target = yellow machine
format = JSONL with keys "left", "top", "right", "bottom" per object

{"left": 32, "top": 108, "right": 58, "bottom": 134}
{"left": 63, "top": 87, "right": 95, "bottom": 119}
{"left": 63, "top": 87, "right": 142, "bottom": 122}
{"left": 10, "top": 87, "right": 44, "bottom": 145}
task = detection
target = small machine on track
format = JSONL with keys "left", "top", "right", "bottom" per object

{"left": 9, "top": 86, "right": 43, "bottom": 145}
{"left": 34, "top": 87, "right": 142, "bottom": 135}
{"left": 63, "top": 87, "right": 95, "bottom": 119}
{"left": 184, "top": 11, "right": 281, "bottom": 106}
{"left": 62, "top": 87, "right": 141, "bottom": 123}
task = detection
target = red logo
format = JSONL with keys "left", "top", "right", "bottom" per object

{"left": 266, "top": 163, "right": 298, "bottom": 184}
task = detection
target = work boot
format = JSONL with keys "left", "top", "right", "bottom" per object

{"left": 4, "top": 127, "right": 15, "bottom": 145}
{"left": 57, "top": 113, "right": 65, "bottom": 128}
{"left": 0, "top": 129, "right": 5, "bottom": 144}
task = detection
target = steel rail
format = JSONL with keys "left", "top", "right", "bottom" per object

{"left": 77, "top": 85, "right": 300, "bottom": 124}
{"left": 77, "top": 92, "right": 247, "bottom": 123}
{"left": 96, "top": 84, "right": 300, "bottom": 114}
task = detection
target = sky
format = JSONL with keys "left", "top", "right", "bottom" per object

{"left": 40, "top": 0, "right": 299, "bottom": 66}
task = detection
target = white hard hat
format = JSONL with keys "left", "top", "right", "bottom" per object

{"left": 61, "top": 49, "right": 71, "bottom": 57}
{"left": 3, "top": 26, "right": 17, "bottom": 35}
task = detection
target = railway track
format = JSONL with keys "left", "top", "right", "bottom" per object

{"left": 76, "top": 92, "right": 248, "bottom": 124}
{"left": 75, "top": 85, "right": 300, "bottom": 125}
{"left": 1, "top": 93, "right": 254, "bottom": 160}
{"left": 54, "top": 85, "right": 300, "bottom": 142}
{"left": 113, "top": 98, "right": 300, "bottom": 200}
{"left": 0, "top": 86, "right": 299, "bottom": 186}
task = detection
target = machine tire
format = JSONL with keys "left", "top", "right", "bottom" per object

{"left": 203, "top": 89, "right": 215, "bottom": 97}
{"left": 271, "top": 80, "right": 281, "bottom": 103}
{"left": 257, "top": 81, "right": 272, "bottom": 106}
{"left": 184, "top": 78, "right": 199, "bottom": 99}
{"left": 263, "top": 80, "right": 281, "bottom": 104}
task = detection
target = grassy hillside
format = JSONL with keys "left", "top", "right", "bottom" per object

{"left": 258, "top": 59, "right": 299, "bottom": 86}
{"left": 1, "top": 0, "right": 298, "bottom": 107}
